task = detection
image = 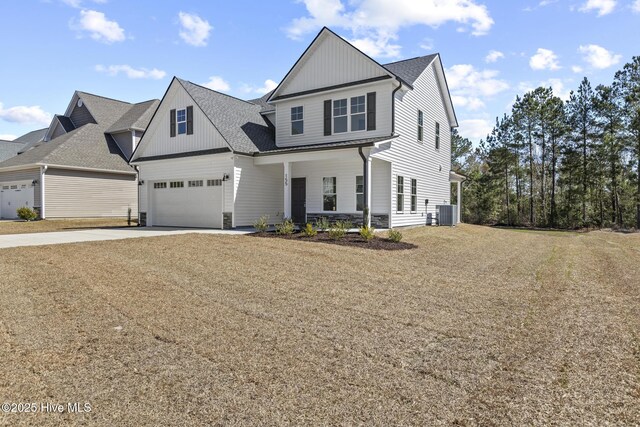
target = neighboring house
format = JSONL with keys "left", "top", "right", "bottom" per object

{"left": 0, "top": 140, "right": 26, "bottom": 163}
{"left": 0, "top": 92, "right": 159, "bottom": 219}
{"left": 131, "top": 27, "right": 460, "bottom": 229}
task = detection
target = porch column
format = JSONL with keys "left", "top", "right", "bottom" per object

{"left": 365, "top": 156, "right": 372, "bottom": 227}
{"left": 456, "top": 181, "right": 462, "bottom": 223}
{"left": 283, "top": 161, "right": 291, "bottom": 219}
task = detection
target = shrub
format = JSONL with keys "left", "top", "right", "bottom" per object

{"left": 359, "top": 225, "right": 375, "bottom": 242}
{"left": 388, "top": 229, "right": 403, "bottom": 243}
{"left": 315, "top": 217, "right": 330, "bottom": 232}
{"left": 275, "top": 217, "right": 295, "bottom": 235}
{"left": 16, "top": 206, "right": 37, "bottom": 221}
{"left": 328, "top": 220, "right": 349, "bottom": 240}
{"left": 253, "top": 215, "right": 270, "bottom": 233}
{"left": 301, "top": 223, "right": 317, "bottom": 237}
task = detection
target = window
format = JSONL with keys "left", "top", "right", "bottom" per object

{"left": 435, "top": 121, "right": 440, "bottom": 150}
{"left": 1, "top": 186, "right": 8, "bottom": 190}
{"left": 356, "top": 175, "right": 364, "bottom": 211}
{"left": 291, "top": 106, "right": 304, "bottom": 135}
{"left": 323, "top": 177, "right": 337, "bottom": 211}
{"left": 351, "top": 96, "right": 366, "bottom": 131}
{"left": 417, "top": 110, "right": 423, "bottom": 142}
{"left": 188, "top": 180, "right": 203, "bottom": 187}
{"left": 10, "top": 185, "right": 17, "bottom": 189}
{"left": 154, "top": 182, "right": 167, "bottom": 189}
{"left": 207, "top": 179, "right": 222, "bottom": 187}
{"left": 170, "top": 181, "right": 184, "bottom": 188}
{"left": 177, "top": 109, "right": 187, "bottom": 135}
{"left": 396, "top": 176, "right": 404, "bottom": 212}
{"left": 333, "top": 99, "right": 347, "bottom": 133}
{"left": 411, "top": 179, "right": 417, "bottom": 212}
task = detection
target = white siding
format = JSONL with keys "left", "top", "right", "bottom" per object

{"left": 133, "top": 80, "right": 228, "bottom": 159}
{"left": 233, "top": 156, "right": 283, "bottom": 226}
{"left": 290, "top": 154, "right": 390, "bottom": 217}
{"left": 278, "top": 32, "right": 388, "bottom": 96}
{"left": 137, "top": 154, "right": 234, "bottom": 225}
{"left": 373, "top": 63, "right": 452, "bottom": 227}
{"left": 275, "top": 80, "right": 394, "bottom": 147}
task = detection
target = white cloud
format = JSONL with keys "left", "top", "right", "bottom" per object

{"left": 579, "top": 0, "right": 616, "bottom": 15}
{"left": 458, "top": 119, "right": 493, "bottom": 141}
{"left": 0, "top": 102, "right": 52, "bottom": 126}
{"left": 286, "top": 0, "right": 494, "bottom": 58}
{"left": 446, "top": 64, "right": 510, "bottom": 97}
{"left": 571, "top": 65, "right": 584, "bottom": 73}
{"left": 202, "top": 76, "right": 231, "bottom": 92}
{"left": 178, "top": 12, "right": 212, "bottom": 47}
{"left": 485, "top": 50, "right": 504, "bottom": 63}
{"left": 95, "top": 64, "right": 166, "bottom": 79}
{"left": 633, "top": 0, "right": 640, "bottom": 12}
{"left": 541, "top": 78, "right": 572, "bottom": 100}
{"left": 420, "top": 38, "right": 434, "bottom": 51}
{"left": 529, "top": 48, "right": 560, "bottom": 70}
{"left": 61, "top": 0, "right": 108, "bottom": 7}
{"left": 578, "top": 44, "right": 622, "bottom": 69}
{"left": 240, "top": 79, "right": 278, "bottom": 95}
{"left": 451, "top": 95, "right": 485, "bottom": 110}
{"left": 0, "top": 134, "right": 17, "bottom": 141}
{"left": 72, "top": 9, "right": 125, "bottom": 43}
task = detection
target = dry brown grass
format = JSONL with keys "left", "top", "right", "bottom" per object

{"left": 0, "top": 224, "right": 638, "bottom": 426}
{"left": 0, "top": 218, "right": 136, "bottom": 235}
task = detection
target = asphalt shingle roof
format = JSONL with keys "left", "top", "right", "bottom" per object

{"left": 0, "top": 140, "right": 26, "bottom": 163}
{"left": 256, "top": 135, "right": 397, "bottom": 155}
{"left": 248, "top": 91, "right": 275, "bottom": 113}
{"left": 178, "top": 78, "right": 276, "bottom": 154}
{"left": 14, "top": 128, "right": 47, "bottom": 154}
{"left": 106, "top": 99, "right": 160, "bottom": 134}
{"left": 0, "top": 92, "right": 156, "bottom": 172}
{"left": 383, "top": 54, "right": 439, "bottom": 86}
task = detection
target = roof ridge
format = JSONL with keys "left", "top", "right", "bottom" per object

{"left": 177, "top": 78, "right": 259, "bottom": 107}
{"left": 383, "top": 54, "right": 439, "bottom": 66}
{"left": 76, "top": 91, "right": 132, "bottom": 105}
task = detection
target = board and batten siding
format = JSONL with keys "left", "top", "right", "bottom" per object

{"left": 137, "top": 154, "right": 234, "bottom": 224}
{"left": 275, "top": 80, "right": 394, "bottom": 147}
{"left": 134, "top": 81, "right": 228, "bottom": 159}
{"left": 0, "top": 169, "right": 41, "bottom": 207}
{"left": 290, "top": 153, "right": 390, "bottom": 215}
{"left": 278, "top": 32, "right": 389, "bottom": 96}
{"left": 233, "top": 156, "right": 283, "bottom": 226}
{"left": 373, "top": 62, "right": 452, "bottom": 228}
{"left": 44, "top": 168, "right": 137, "bottom": 218}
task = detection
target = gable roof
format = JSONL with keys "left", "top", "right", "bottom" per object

{"left": 0, "top": 140, "right": 26, "bottom": 163}
{"left": 248, "top": 91, "right": 275, "bottom": 113}
{"left": 14, "top": 128, "right": 47, "bottom": 154}
{"left": 383, "top": 54, "right": 439, "bottom": 86}
{"left": 0, "top": 91, "right": 151, "bottom": 173}
{"left": 176, "top": 78, "right": 275, "bottom": 154}
{"left": 56, "top": 115, "right": 76, "bottom": 132}
{"left": 106, "top": 99, "right": 160, "bottom": 134}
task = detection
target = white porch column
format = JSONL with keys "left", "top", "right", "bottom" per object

{"left": 456, "top": 181, "right": 462, "bottom": 223}
{"left": 40, "top": 165, "right": 47, "bottom": 219}
{"left": 365, "top": 156, "right": 372, "bottom": 227}
{"left": 283, "top": 161, "right": 291, "bottom": 219}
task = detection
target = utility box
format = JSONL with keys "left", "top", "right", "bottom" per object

{"left": 436, "top": 205, "right": 457, "bottom": 226}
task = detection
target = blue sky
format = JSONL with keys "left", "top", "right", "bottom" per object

{"left": 0, "top": 0, "right": 638, "bottom": 142}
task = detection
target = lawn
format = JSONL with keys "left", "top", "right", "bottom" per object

{"left": 0, "top": 218, "right": 136, "bottom": 235}
{"left": 0, "top": 225, "right": 638, "bottom": 425}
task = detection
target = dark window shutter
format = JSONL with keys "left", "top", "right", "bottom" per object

{"left": 323, "top": 100, "right": 331, "bottom": 136}
{"left": 367, "top": 92, "right": 376, "bottom": 131}
{"left": 170, "top": 109, "right": 176, "bottom": 137}
{"left": 186, "top": 105, "right": 194, "bottom": 135}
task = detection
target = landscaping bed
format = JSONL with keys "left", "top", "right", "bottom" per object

{"left": 251, "top": 230, "right": 417, "bottom": 250}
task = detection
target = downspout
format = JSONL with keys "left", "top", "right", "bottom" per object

{"left": 358, "top": 147, "right": 368, "bottom": 227}
{"left": 39, "top": 165, "right": 47, "bottom": 219}
{"left": 134, "top": 165, "right": 141, "bottom": 226}
{"left": 391, "top": 77, "right": 403, "bottom": 136}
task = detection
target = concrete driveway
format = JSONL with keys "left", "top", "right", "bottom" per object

{"left": 0, "top": 227, "right": 252, "bottom": 249}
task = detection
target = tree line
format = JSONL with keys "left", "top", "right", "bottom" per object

{"left": 453, "top": 57, "right": 640, "bottom": 229}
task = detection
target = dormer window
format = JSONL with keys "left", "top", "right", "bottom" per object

{"left": 177, "top": 109, "right": 187, "bottom": 135}
{"left": 291, "top": 106, "right": 304, "bottom": 135}
{"left": 333, "top": 99, "right": 348, "bottom": 133}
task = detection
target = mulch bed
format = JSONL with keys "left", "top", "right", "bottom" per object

{"left": 251, "top": 231, "right": 417, "bottom": 250}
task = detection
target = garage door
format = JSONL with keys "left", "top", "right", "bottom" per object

{"left": 1, "top": 182, "right": 35, "bottom": 219}
{"left": 151, "top": 179, "right": 223, "bottom": 228}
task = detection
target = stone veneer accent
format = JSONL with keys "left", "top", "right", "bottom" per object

{"left": 306, "top": 213, "right": 389, "bottom": 228}
{"left": 223, "top": 212, "right": 233, "bottom": 229}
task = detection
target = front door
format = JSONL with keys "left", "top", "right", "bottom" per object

{"left": 291, "top": 178, "right": 306, "bottom": 224}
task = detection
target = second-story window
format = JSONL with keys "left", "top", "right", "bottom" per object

{"left": 351, "top": 96, "right": 366, "bottom": 131}
{"left": 291, "top": 106, "right": 304, "bottom": 135}
{"left": 177, "top": 109, "right": 187, "bottom": 135}
{"left": 333, "top": 99, "right": 348, "bottom": 133}
{"left": 435, "top": 121, "right": 440, "bottom": 150}
{"left": 417, "top": 110, "right": 424, "bottom": 142}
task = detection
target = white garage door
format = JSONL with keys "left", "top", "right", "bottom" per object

{"left": 1, "top": 182, "right": 35, "bottom": 219}
{"left": 151, "top": 179, "right": 223, "bottom": 228}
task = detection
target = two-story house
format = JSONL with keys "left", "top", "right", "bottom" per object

{"left": 130, "top": 27, "right": 461, "bottom": 229}
{"left": 0, "top": 91, "right": 158, "bottom": 219}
